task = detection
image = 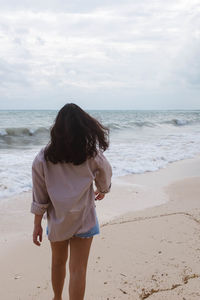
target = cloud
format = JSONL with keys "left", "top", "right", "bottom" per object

{"left": 0, "top": 0, "right": 199, "bottom": 108}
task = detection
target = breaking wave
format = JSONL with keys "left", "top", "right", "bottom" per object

{"left": 0, "top": 127, "right": 50, "bottom": 147}
{"left": 106, "top": 118, "right": 198, "bottom": 130}
{"left": 161, "top": 119, "right": 191, "bottom": 126}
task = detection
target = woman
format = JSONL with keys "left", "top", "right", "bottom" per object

{"left": 31, "top": 103, "right": 112, "bottom": 300}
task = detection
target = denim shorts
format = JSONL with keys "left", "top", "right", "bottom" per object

{"left": 46, "top": 217, "right": 100, "bottom": 239}
{"left": 74, "top": 217, "right": 100, "bottom": 238}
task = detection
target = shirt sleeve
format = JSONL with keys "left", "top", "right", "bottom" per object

{"left": 31, "top": 156, "right": 50, "bottom": 215}
{"left": 94, "top": 151, "right": 112, "bottom": 194}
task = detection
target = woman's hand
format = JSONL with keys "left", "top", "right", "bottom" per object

{"left": 33, "top": 224, "right": 43, "bottom": 246}
{"left": 33, "top": 214, "right": 43, "bottom": 246}
{"left": 95, "top": 190, "right": 105, "bottom": 201}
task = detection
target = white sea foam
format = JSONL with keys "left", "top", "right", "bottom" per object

{"left": 0, "top": 110, "right": 200, "bottom": 199}
{"left": 0, "top": 129, "right": 7, "bottom": 136}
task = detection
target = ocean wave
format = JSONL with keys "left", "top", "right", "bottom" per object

{"left": 0, "top": 117, "right": 199, "bottom": 139}
{"left": 130, "top": 121, "right": 155, "bottom": 127}
{"left": 0, "top": 127, "right": 50, "bottom": 147}
{"left": 106, "top": 121, "right": 155, "bottom": 129}
{"left": 106, "top": 119, "right": 198, "bottom": 130}
{"left": 161, "top": 119, "right": 191, "bottom": 126}
{"left": 0, "top": 127, "right": 49, "bottom": 137}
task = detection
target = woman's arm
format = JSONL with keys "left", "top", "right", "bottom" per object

{"left": 31, "top": 155, "right": 50, "bottom": 246}
{"left": 31, "top": 158, "right": 50, "bottom": 215}
{"left": 94, "top": 151, "right": 112, "bottom": 196}
{"left": 33, "top": 214, "right": 43, "bottom": 246}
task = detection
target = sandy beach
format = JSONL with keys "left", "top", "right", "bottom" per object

{"left": 0, "top": 156, "right": 200, "bottom": 300}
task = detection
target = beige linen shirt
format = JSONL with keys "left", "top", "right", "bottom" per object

{"left": 31, "top": 149, "right": 112, "bottom": 242}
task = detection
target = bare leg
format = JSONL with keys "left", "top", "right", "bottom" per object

{"left": 50, "top": 240, "right": 69, "bottom": 300}
{"left": 69, "top": 237, "right": 93, "bottom": 300}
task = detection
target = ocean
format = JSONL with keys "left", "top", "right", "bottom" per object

{"left": 0, "top": 110, "right": 200, "bottom": 199}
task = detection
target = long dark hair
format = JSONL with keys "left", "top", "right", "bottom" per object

{"left": 44, "top": 103, "right": 109, "bottom": 165}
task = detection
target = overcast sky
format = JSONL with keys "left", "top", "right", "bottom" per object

{"left": 0, "top": 0, "right": 199, "bottom": 110}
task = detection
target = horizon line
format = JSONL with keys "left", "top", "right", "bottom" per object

{"left": 0, "top": 108, "right": 200, "bottom": 111}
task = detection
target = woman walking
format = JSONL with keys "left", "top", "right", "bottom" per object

{"left": 31, "top": 103, "right": 112, "bottom": 300}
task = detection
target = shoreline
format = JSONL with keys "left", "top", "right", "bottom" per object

{"left": 0, "top": 155, "right": 200, "bottom": 299}
{"left": 1, "top": 151, "right": 200, "bottom": 202}
{"left": 96, "top": 153, "right": 200, "bottom": 225}
{"left": 0, "top": 154, "right": 200, "bottom": 241}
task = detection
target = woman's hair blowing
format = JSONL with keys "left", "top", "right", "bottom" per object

{"left": 44, "top": 103, "right": 109, "bottom": 165}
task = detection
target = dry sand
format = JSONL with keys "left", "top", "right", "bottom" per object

{"left": 0, "top": 156, "right": 200, "bottom": 299}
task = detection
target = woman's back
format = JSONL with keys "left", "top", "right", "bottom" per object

{"left": 31, "top": 148, "right": 112, "bottom": 241}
